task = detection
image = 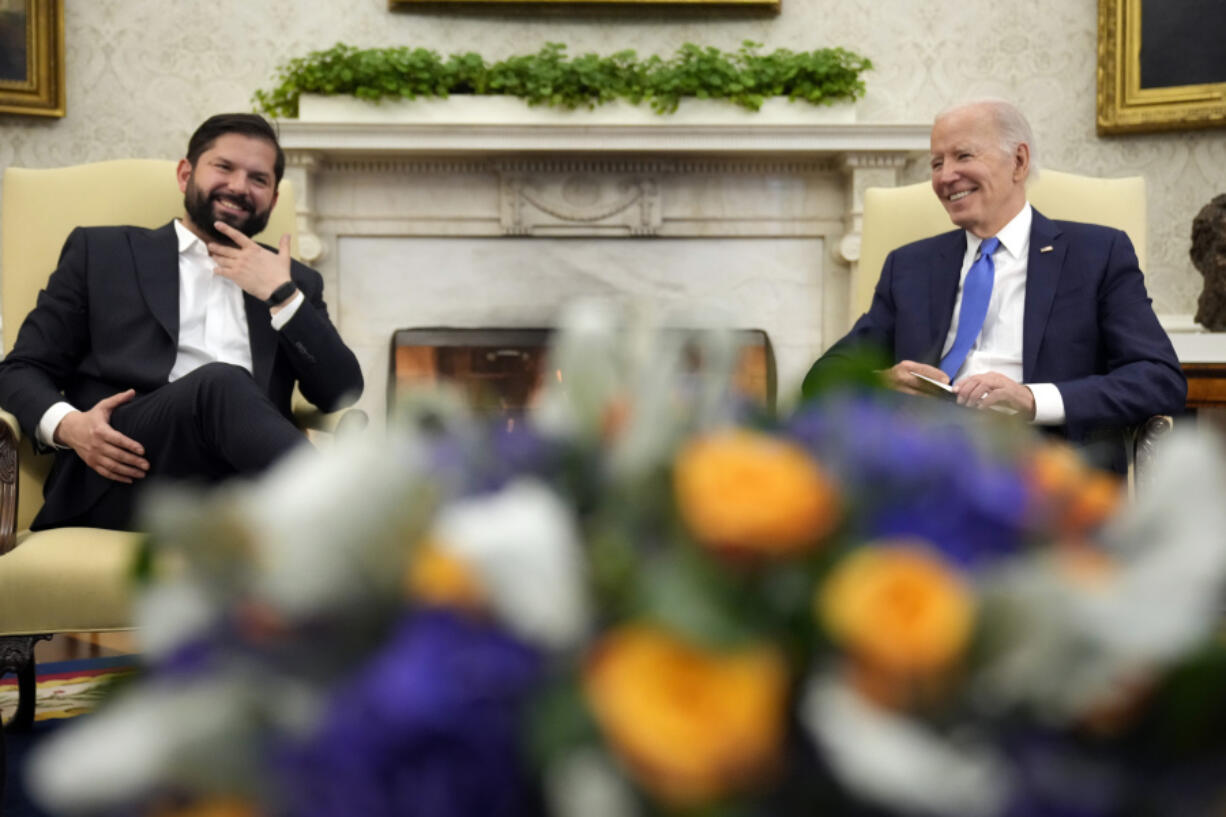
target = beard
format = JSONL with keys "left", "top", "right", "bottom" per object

{"left": 183, "top": 175, "right": 272, "bottom": 245}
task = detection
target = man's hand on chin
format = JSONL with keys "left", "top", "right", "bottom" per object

{"left": 880, "top": 361, "right": 951, "bottom": 396}
{"left": 207, "top": 221, "right": 294, "bottom": 305}
{"left": 953, "top": 371, "right": 1036, "bottom": 420}
{"left": 55, "top": 389, "right": 150, "bottom": 483}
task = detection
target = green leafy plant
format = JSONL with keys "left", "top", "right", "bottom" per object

{"left": 252, "top": 41, "right": 872, "bottom": 118}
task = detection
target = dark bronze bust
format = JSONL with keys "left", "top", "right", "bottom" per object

{"left": 1192, "top": 193, "right": 1226, "bottom": 331}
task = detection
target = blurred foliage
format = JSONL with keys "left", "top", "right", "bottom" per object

{"left": 798, "top": 342, "right": 892, "bottom": 404}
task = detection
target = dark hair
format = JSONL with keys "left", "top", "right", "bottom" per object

{"left": 185, "top": 113, "right": 285, "bottom": 184}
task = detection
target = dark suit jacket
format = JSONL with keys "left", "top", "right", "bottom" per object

{"left": 805, "top": 209, "right": 1186, "bottom": 470}
{"left": 0, "top": 221, "right": 364, "bottom": 523}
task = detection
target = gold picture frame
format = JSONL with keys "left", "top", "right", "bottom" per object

{"left": 390, "top": 0, "right": 779, "bottom": 7}
{"left": 0, "top": 0, "right": 64, "bottom": 118}
{"left": 1097, "top": 0, "right": 1226, "bottom": 134}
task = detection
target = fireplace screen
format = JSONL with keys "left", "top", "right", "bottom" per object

{"left": 390, "top": 328, "right": 775, "bottom": 421}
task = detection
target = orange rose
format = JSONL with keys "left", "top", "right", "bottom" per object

{"left": 582, "top": 625, "right": 788, "bottom": 806}
{"left": 674, "top": 429, "right": 840, "bottom": 557}
{"left": 404, "top": 537, "right": 487, "bottom": 611}
{"left": 153, "top": 800, "right": 260, "bottom": 817}
{"left": 1026, "top": 443, "right": 1122, "bottom": 536}
{"left": 819, "top": 541, "right": 974, "bottom": 677}
{"left": 1027, "top": 442, "right": 1086, "bottom": 498}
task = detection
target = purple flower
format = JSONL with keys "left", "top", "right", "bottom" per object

{"left": 787, "top": 394, "right": 1030, "bottom": 568}
{"left": 152, "top": 635, "right": 219, "bottom": 678}
{"left": 423, "top": 433, "right": 473, "bottom": 498}
{"left": 275, "top": 610, "right": 543, "bottom": 817}
{"left": 422, "top": 419, "right": 565, "bottom": 498}
{"left": 473, "top": 421, "right": 565, "bottom": 493}
{"left": 1000, "top": 730, "right": 1125, "bottom": 817}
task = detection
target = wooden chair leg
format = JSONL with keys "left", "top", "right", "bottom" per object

{"left": 0, "top": 634, "right": 51, "bottom": 732}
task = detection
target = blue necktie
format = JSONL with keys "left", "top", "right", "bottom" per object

{"left": 940, "top": 236, "right": 1000, "bottom": 380}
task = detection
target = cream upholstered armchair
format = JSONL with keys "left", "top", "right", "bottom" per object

{"left": 853, "top": 169, "right": 1173, "bottom": 486}
{"left": 0, "top": 159, "right": 302, "bottom": 729}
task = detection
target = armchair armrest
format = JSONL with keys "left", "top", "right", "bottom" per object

{"left": 1127, "top": 414, "right": 1173, "bottom": 495}
{"left": 0, "top": 409, "right": 20, "bottom": 555}
{"left": 291, "top": 392, "right": 368, "bottom": 437}
{"left": 0, "top": 399, "right": 367, "bottom": 555}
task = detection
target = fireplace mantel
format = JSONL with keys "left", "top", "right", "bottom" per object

{"left": 277, "top": 102, "right": 931, "bottom": 266}
{"left": 274, "top": 102, "right": 931, "bottom": 423}
{"left": 277, "top": 119, "right": 931, "bottom": 156}
{"left": 280, "top": 94, "right": 929, "bottom": 155}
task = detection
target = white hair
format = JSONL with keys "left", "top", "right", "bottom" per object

{"left": 936, "top": 99, "right": 1039, "bottom": 181}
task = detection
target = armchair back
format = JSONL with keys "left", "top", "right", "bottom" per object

{"left": 853, "top": 169, "right": 1147, "bottom": 318}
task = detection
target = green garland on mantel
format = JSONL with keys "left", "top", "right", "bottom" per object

{"left": 252, "top": 41, "right": 872, "bottom": 118}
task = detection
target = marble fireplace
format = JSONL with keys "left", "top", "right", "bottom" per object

{"left": 277, "top": 101, "right": 930, "bottom": 426}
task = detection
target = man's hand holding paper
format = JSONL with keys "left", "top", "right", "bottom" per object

{"left": 880, "top": 361, "right": 950, "bottom": 397}
{"left": 953, "top": 371, "right": 1033, "bottom": 418}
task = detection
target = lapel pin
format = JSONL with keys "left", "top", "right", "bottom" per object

{"left": 1040, "top": 245, "right": 1054, "bottom": 253}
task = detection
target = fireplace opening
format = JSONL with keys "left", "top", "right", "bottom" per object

{"left": 390, "top": 327, "right": 776, "bottom": 425}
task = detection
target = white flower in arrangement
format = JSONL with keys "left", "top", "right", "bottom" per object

{"left": 29, "top": 684, "right": 227, "bottom": 815}
{"left": 432, "top": 478, "right": 590, "bottom": 650}
{"left": 800, "top": 672, "right": 1009, "bottom": 817}
{"left": 1087, "top": 429, "right": 1226, "bottom": 656}
{"left": 132, "top": 576, "right": 218, "bottom": 662}
{"left": 545, "top": 746, "right": 643, "bottom": 817}
{"left": 239, "top": 431, "right": 434, "bottom": 618}
{"left": 605, "top": 324, "right": 744, "bottom": 481}
{"left": 139, "top": 428, "right": 436, "bottom": 627}
{"left": 28, "top": 671, "right": 321, "bottom": 815}
{"left": 533, "top": 299, "right": 750, "bottom": 480}
{"left": 533, "top": 299, "right": 626, "bottom": 441}
{"left": 973, "top": 429, "right": 1226, "bottom": 721}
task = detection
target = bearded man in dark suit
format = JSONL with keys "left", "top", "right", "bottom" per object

{"left": 804, "top": 100, "right": 1185, "bottom": 472}
{"left": 0, "top": 113, "right": 363, "bottom": 530}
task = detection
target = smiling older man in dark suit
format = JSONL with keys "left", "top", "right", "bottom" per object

{"left": 804, "top": 100, "right": 1185, "bottom": 472}
{"left": 0, "top": 113, "right": 363, "bottom": 530}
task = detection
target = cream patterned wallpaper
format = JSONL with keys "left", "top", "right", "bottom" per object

{"left": 0, "top": 0, "right": 1220, "bottom": 316}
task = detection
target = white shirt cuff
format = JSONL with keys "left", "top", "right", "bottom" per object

{"left": 37, "top": 401, "right": 78, "bottom": 448}
{"left": 270, "top": 290, "right": 305, "bottom": 331}
{"left": 1026, "top": 383, "right": 1066, "bottom": 425}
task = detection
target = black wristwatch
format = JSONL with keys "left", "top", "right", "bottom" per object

{"left": 265, "top": 281, "right": 298, "bottom": 307}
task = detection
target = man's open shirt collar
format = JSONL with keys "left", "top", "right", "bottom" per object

{"left": 965, "top": 202, "right": 1032, "bottom": 261}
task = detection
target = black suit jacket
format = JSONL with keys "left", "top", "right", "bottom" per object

{"left": 0, "top": 221, "right": 363, "bottom": 521}
{"left": 806, "top": 209, "right": 1186, "bottom": 470}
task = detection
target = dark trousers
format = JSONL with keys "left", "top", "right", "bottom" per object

{"left": 48, "top": 363, "right": 306, "bottom": 531}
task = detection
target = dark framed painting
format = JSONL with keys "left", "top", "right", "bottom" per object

{"left": 0, "top": 0, "right": 64, "bottom": 117}
{"left": 390, "top": 0, "right": 779, "bottom": 7}
{"left": 1097, "top": 0, "right": 1226, "bottom": 134}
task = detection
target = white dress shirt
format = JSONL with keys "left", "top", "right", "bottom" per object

{"left": 170, "top": 219, "right": 255, "bottom": 381}
{"left": 939, "top": 203, "right": 1065, "bottom": 424}
{"left": 37, "top": 220, "right": 304, "bottom": 446}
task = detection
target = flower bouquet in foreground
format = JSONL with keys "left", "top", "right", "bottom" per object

{"left": 28, "top": 303, "right": 1226, "bottom": 817}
